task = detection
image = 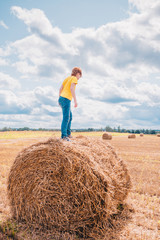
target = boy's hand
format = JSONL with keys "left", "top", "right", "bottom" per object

{"left": 74, "top": 101, "right": 78, "bottom": 108}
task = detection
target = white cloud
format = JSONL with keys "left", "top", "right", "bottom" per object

{"left": 0, "top": 72, "right": 20, "bottom": 89}
{"left": 0, "top": 58, "right": 8, "bottom": 66}
{"left": 0, "top": 86, "right": 60, "bottom": 117}
{"left": 0, "top": 46, "right": 11, "bottom": 57}
{"left": 1, "top": 4, "right": 160, "bottom": 129}
{"left": 11, "top": 6, "right": 53, "bottom": 35}
{"left": 11, "top": 6, "right": 78, "bottom": 55}
{"left": 0, "top": 90, "right": 30, "bottom": 114}
{"left": 0, "top": 20, "right": 8, "bottom": 29}
{"left": 12, "top": 61, "right": 37, "bottom": 76}
{"left": 11, "top": 34, "right": 69, "bottom": 80}
{"left": 137, "top": 82, "right": 160, "bottom": 106}
{"left": 34, "top": 86, "right": 59, "bottom": 106}
{"left": 129, "top": 0, "right": 160, "bottom": 12}
{"left": 0, "top": 114, "right": 60, "bottom": 129}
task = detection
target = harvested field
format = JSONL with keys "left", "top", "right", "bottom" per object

{"left": 0, "top": 132, "right": 160, "bottom": 239}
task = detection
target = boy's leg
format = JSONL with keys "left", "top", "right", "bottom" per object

{"left": 59, "top": 97, "right": 71, "bottom": 138}
{"left": 67, "top": 110, "right": 72, "bottom": 137}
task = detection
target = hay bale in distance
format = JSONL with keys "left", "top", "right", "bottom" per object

{"left": 140, "top": 133, "right": 144, "bottom": 137}
{"left": 157, "top": 134, "right": 160, "bottom": 137}
{"left": 102, "top": 132, "right": 112, "bottom": 140}
{"left": 128, "top": 134, "right": 136, "bottom": 139}
{"left": 7, "top": 136, "right": 131, "bottom": 238}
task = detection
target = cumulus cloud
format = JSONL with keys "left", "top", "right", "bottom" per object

{"left": 0, "top": 58, "right": 8, "bottom": 66}
{"left": 11, "top": 6, "right": 78, "bottom": 55}
{"left": 34, "top": 86, "right": 59, "bottom": 106}
{"left": 0, "top": 47, "right": 10, "bottom": 66}
{"left": 12, "top": 61, "right": 37, "bottom": 76}
{"left": 0, "top": 72, "right": 20, "bottom": 89}
{"left": 1, "top": 3, "right": 160, "bottom": 129}
{"left": 0, "top": 86, "right": 60, "bottom": 117}
{"left": 11, "top": 34, "right": 69, "bottom": 80}
{"left": 11, "top": 7, "right": 53, "bottom": 35}
{"left": 10, "top": 3, "right": 160, "bottom": 74}
{"left": 0, "top": 90, "right": 31, "bottom": 114}
{"left": 129, "top": 0, "right": 160, "bottom": 12}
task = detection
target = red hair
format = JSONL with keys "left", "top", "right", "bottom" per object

{"left": 71, "top": 67, "right": 82, "bottom": 77}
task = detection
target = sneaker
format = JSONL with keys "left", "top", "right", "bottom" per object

{"left": 67, "top": 134, "right": 72, "bottom": 138}
{"left": 62, "top": 137, "right": 71, "bottom": 141}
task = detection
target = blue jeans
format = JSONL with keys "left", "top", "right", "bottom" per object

{"left": 58, "top": 96, "right": 72, "bottom": 138}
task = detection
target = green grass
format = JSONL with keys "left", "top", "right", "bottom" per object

{"left": 0, "top": 219, "right": 19, "bottom": 239}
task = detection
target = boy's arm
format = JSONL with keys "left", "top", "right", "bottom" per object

{"left": 59, "top": 84, "right": 63, "bottom": 97}
{"left": 70, "top": 83, "right": 77, "bottom": 108}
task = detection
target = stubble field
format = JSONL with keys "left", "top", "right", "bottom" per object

{"left": 0, "top": 131, "right": 160, "bottom": 239}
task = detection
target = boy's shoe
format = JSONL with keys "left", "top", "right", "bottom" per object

{"left": 67, "top": 135, "right": 72, "bottom": 138}
{"left": 62, "top": 137, "right": 71, "bottom": 141}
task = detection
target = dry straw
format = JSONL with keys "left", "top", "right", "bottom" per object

{"left": 102, "top": 132, "right": 112, "bottom": 140}
{"left": 7, "top": 136, "right": 131, "bottom": 239}
{"left": 128, "top": 134, "right": 136, "bottom": 139}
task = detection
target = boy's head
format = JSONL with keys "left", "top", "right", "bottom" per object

{"left": 71, "top": 67, "right": 82, "bottom": 79}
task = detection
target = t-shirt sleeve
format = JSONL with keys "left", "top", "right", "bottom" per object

{"left": 71, "top": 76, "right": 78, "bottom": 84}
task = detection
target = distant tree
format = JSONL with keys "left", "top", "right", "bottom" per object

{"left": 117, "top": 126, "right": 121, "bottom": 132}
{"left": 105, "top": 125, "right": 113, "bottom": 132}
{"left": 135, "top": 129, "right": 140, "bottom": 134}
{"left": 1, "top": 127, "right": 11, "bottom": 131}
{"left": 121, "top": 128, "right": 126, "bottom": 133}
{"left": 150, "top": 130, "right": 156, "bottom": 134}
{"left": 88, "top": 128, "right": 94, "bottom": 132}
{"left": 113, "top": 127, "right": 116, "bottom": 132}
{"left": 17, "top": 127, "right": 30, "bottom": 131}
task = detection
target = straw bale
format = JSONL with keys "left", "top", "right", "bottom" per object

{"left": 157, "top": 134, "right": 160, "bottom": 137}
{"left": 7, "top": 136, "right": 131, "bottom": 238}
{"left": 128, "top": 134, "right": 136, "bottom": 138}
{"left": 140, "top": 133, "right": 144, "bottom": 137}
{"left": 102, "top": 132, "right": 112, "bottom": 140}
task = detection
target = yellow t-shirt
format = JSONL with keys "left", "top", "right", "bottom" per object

{"left": 60, "top": 76, "right": 78, "bottom": 100}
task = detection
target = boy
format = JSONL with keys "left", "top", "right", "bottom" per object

{"left": 58, "top": 67, "right": 82, "bottom": 141}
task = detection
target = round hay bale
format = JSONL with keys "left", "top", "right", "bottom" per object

{"left": 7, "top": 136, "right": 131, "bottom": 238}
{"left": 128, "top": 134, "right": 136, "bottom": 139}
{"left": 140, "top": 133, "right": 144, "bottom": 137}
{"left": 157, "top": 134, "right": 160, "bottom": 137}
{"left": 102, "top": 132, "right": 112, "bottom": 140}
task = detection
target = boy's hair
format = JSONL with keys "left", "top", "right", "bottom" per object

{"left": 71, "top": 67, "right": 82, "bottom": 77}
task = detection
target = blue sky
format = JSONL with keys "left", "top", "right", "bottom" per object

{"left": 0, "top": 0, "right": 160, "bottom": 129}
{"left": 0, "top": 0, "right": 129, "bottom": 45}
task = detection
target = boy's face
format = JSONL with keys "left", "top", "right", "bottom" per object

{"left": 76, "top": 73, "right": 81, "bottom": 80}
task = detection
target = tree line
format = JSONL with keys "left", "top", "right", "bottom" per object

{"left": 0, "top": 126, "right": 159, "bottom": 134}
{"left": 104, "top": 125, "right": 158, "bottom": 134}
